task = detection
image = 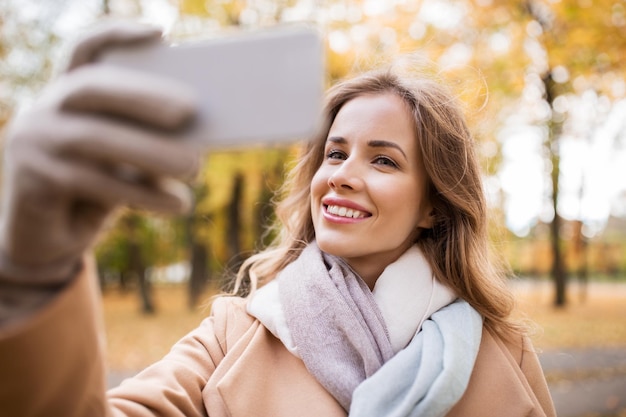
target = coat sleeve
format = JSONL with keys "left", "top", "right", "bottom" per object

{"left": 106, "top": 297, "right": 255, "bottom": 417}
{"left": 519, "top": 336, "right": 557, "bottom": 417}
{"left": 0, "top": 255, "right": 253, "bottom": 417}
{"left": 0, "top": 257, "right": 108, "bottom": 417}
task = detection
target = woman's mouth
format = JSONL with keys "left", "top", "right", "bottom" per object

{"left": 324, "top": 204, "right": 370, "bottom": 219}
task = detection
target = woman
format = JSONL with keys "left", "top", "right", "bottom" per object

{"left": 0, "top": 23, "right": 556, "bottom": 417}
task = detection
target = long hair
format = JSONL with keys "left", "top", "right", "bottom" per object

{"left": 232, "top": 67, "right": 522, "bottom": 340}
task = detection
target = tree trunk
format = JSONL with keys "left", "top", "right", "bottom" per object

{"left": 188, "top": 240, "right": 209, "bottom": 309}
{"left": 523, "top": 1, "right": 570, "bottom": 306}
{"left": 572, "top": 220, "right": 589, "bottom": 303}
{"left": 136, "top": 261, "right": 155, "bottom": 315}
{"left": 125, "top": 214, "right": 155, "bottom": 314}
{"left": 186, "top": 183, "right": 211, "bottom": 309}
{"left": 549, "top": 185, "right": 567, "bottom": 306}
{"left": 226, "top": 173, "right": 245, "bottom": 270}
{"left": 542, "top": 71, "right": 568, "bottom": 307}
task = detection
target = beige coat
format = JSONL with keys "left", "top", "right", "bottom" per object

{"left": 0, "top": 259, "right": 556, "bottom": 417}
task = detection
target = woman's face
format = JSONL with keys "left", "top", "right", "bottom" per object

{"left": 310, "top": 92, "right": 432, "bottom": 287}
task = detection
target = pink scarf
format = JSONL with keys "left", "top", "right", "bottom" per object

{"left": 277, "top": 243, "right": 394, "bottom": 410}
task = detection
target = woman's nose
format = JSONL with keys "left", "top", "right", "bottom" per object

{"left": 327, "top": 158, "right": 364, "bottom": 191}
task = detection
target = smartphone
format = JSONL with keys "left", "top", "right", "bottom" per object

{"left": 98, "top": 25, "right": 324, "bottom": 149}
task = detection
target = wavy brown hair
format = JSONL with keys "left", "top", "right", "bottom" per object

{"left": 232, "top": 67, "right": 522, "bottom": 340}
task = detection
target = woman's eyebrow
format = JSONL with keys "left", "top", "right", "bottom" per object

{"left": 327, "top": 136, "right": 347, "bottom": 144}
{"left": 368, "top": 140, "right": 407, "bottom": 160}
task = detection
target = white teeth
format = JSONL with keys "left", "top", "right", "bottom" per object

{"left": 326, "top": 205, "right": 366, "bottom": 219}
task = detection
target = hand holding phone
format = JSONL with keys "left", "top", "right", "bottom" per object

{"left": 0, "top": 22, "right": 200, "bottom": 290}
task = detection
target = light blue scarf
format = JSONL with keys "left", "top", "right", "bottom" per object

{"left": 350, "top": 300, "right": 483, "bottom": 417}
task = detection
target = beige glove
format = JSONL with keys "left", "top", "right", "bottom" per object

{"left": 0, "top": 22, "right": 201, "bottom": 319}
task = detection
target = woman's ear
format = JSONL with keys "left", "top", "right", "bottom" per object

{"left": 416, "top": 209, "right": 435, "bottom": 230}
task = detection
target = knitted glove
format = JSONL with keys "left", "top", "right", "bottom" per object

{"left": 0, "top": 22, "right": 200, "bottom": 316}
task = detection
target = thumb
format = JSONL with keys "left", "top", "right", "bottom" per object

{"left": 66, "top": 20, "right": 162, "bottom": 72}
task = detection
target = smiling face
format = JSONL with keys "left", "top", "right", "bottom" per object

{"left": 310, "top": 92, "right": 432, "bottom": 287}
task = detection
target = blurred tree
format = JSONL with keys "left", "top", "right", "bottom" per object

{"left": 226, "top": 172, "right": 245, "bottom": 270}
{"left": 0, "top": 2, "right": 61, "bottom": 133}
{"left": 519, "top": 0, "right": 626, "bottom": 306}
{"left": 196, "top": 148, "right": 293, "bottom": 278}
{"left": 124, "top": 213, "right": 154, "bottom": 314}
{"left": 96, "top": 209, "right": 187, "bottom": 310}
{"left": 185, "top": 182, "right": 211, "bottom": 309}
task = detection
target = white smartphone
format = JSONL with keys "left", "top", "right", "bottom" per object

{"left": 98, "top": 25, "right": 324, "bottom": 149}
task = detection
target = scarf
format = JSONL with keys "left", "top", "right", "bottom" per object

{"left": 350, "top": 300, "right": 483, "bottom": 417}
{"left": 247, "top": 242, "right": 473, "bottom": 412}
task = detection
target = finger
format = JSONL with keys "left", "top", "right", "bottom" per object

{"left": 58, "top": 65, "right": 197, "bottom": 131}
{"left": 20, "top": 151, "right": 193, "bottom": 214}
{"left": 66, "top": 21, "right": 162, "bottom": 71}
{"left": 48, "top": 115, "right": 201, "bottom": 180}
{"left": 70, "top": 200, "right": 112, "bottom": 241}
{"left": 19, "top": 110, "right": 201, "bottom": 181}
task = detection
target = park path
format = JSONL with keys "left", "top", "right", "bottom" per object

{"left": 540, "top": 347, "right": 626, "bottom": 417}
{"left": 107, "top": 347, "right": 626, "bottom": 416}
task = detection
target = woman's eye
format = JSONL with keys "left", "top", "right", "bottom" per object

{"left": 373, "top": 155, "right": 399, "bottom": 168}
{"left": 326, "top": 149, "right": 347, "bottom": 160}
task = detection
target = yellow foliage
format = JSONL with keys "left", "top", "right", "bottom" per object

{"left": 179, "top": 0, "right": 208, "bottom": 16}
{"left": 179, "top": 0, "right": 245, "bottom": 25}
{"left": 192, "top": 146, "right": 298, "bottom": 262}
{"left": 530, "top": 0, "right": 626, "bottom": 88}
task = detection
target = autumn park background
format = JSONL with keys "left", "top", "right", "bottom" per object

{"left": 1, "top": 0, "right": 625, "bottom": 415}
